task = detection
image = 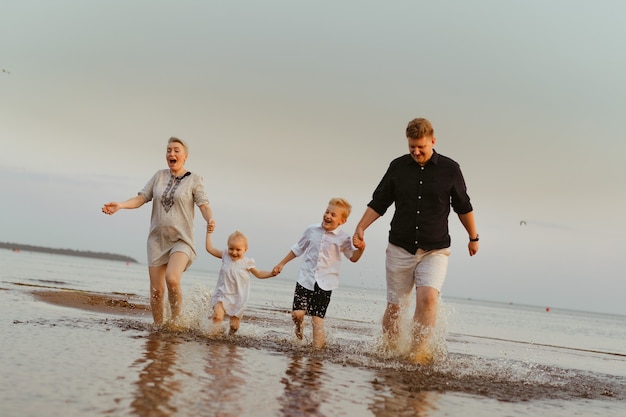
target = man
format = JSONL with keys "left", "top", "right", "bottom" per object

{"left": 353, "top": 117, "right": 479, "bottom": 364}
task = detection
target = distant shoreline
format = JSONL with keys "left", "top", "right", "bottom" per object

{"left": 0, "top": 242, "right": 138, "bottom": 263}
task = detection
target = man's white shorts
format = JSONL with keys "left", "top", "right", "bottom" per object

{"left": 385, "top": 243, "right": 451, "bottom": 305}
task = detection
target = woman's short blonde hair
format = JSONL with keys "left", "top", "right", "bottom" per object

{"left": 168, "top": 136, "right": 189, "bottom": 154}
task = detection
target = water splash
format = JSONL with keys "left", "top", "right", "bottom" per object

{"left": 158, "top": 283, "right": 214, "bottom": 333}
{"left": 100, "top": 305, "right": 625, "bottom": 403}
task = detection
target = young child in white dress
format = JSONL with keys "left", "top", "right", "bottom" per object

{"left": 205, "top": 220, "right": 276, "bottom": 334}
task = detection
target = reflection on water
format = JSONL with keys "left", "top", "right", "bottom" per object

{"left": 369, "top": 371, "right": 439, "bottom": 417}
{"left": 278, "top": 354, "right": 326, "bottom": 416}
{"left": 124, "top": 326, "right": 625, "bottom": 417}
{"left": 201, "top": 343, "right": 247, "bottom": 416}
{"left": 131, "top": 332, "right": 183, "bottom": 416}
{"left": 130, "top": 332, "right": 250, "bottom": 417}
{"left": 127, "top": 323, "right": 442, "bottom": 417}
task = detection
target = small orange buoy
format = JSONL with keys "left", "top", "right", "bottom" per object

{"left": 545, "top": 307, "right": 550, "bottom": 312}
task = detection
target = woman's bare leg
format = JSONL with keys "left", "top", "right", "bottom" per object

{"left": 148, "top": 265, "right": 167, "bottom": 326}
{"left": 164, "top": 252, "right": 189, "bottom": 322}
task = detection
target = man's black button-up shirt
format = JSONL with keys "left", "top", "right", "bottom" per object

{"left": 367, "top": 151, "right": 473, "bottom": 254}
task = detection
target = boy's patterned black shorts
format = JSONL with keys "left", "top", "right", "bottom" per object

{"left": 292, "top": 282, "right": 332, "bottom": 318}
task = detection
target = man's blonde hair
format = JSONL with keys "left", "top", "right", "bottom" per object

{"left": 168, "top": 136, "right": 189, "bottom": 154}
{"left": 329, "top": 197, "right": 352, "bottom": 220}
{"left": 406, "top": 118, "right": 434, "bottom": 139}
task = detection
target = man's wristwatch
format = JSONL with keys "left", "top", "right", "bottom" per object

{"left": 469, "top": 234, "right": 479, "bottom": 242}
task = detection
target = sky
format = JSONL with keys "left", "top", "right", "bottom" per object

{"left": 2, "top": 1, "right": 625, "bottom": 315}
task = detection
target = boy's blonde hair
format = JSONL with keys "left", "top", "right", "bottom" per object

{"left": 168, "top": 136, "right": 189, "bottom": 154}
{"left": 228, "top": 230, "right": 248, "bottom": 247}
{"left": 329, "top": 197, "right": 352, "bottom": 220}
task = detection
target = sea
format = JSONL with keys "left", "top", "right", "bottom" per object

{"left": 1, "top": 248, "right": 624, "bottom": 417}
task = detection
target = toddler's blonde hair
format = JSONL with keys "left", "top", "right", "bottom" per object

{"left": 228, "top": 230, "right": 248, "bottom": 247}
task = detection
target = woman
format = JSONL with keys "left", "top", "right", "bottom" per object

{"left": 102, "top": 137, "right": 214, "bottom": 326}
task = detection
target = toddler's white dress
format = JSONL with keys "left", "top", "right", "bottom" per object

{"left": 212, "top": 249, "right": 255, "bottom": 318}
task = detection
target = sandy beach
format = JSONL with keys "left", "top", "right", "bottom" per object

{"left": 32, "top": 289, "right": 151, "bottom": 316}
{"left": 26, "top": 287, "right": 626, "bottom": 404}
{"left": 2, "top": 251, "right": 625, "bottom": 416}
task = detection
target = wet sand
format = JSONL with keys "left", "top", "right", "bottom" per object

{"left": 27, "top": 288, "right": 626, "bottom": 406}
{"left": 5, "top": 251, "right": 626, "bottom": 416}
{"left": 32, "top": 289, "right": 151, "bottom": 316}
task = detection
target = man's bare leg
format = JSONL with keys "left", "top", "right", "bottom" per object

{"left": 382, "top": 302, "right": 401, "bottom": 351}
{"left": 409, "top": 286, "right": 439, "bottom": 364}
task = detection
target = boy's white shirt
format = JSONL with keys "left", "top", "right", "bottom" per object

{"left": 290, "top": 223, "right": 356, "bottom": 291}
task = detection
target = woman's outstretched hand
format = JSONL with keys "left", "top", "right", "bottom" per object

{"left": 102, "top": 202, "right": 120, "bottom": 215}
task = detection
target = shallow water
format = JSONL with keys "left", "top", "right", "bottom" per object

{"left": 1, "top": 249, "right": 625, "bottom": 416}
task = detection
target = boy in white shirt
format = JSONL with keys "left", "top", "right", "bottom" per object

{"left": 272, "top": 198, "right": 365, "bottom": 349}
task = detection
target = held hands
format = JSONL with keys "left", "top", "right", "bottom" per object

{"left": 207, "top": 219, "right": 216, "bottom": 233}
{"left": 272, "top": 264, "right": 284, "bottom": 276}
{"left": 352, "top": 232, "right": 366, "bottom": 251}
